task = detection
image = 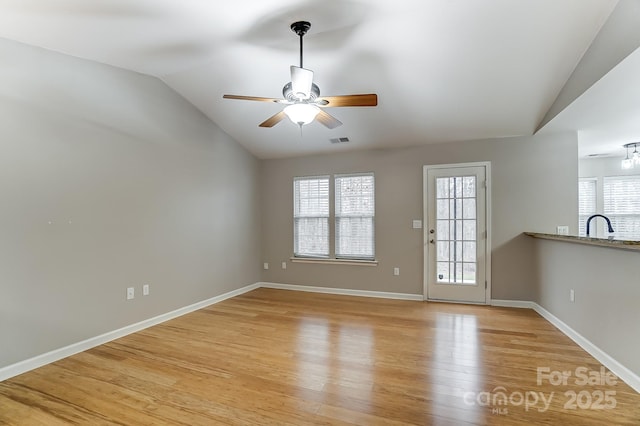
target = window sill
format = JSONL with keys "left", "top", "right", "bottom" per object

{"left": 290, "top": 257, "right": 378, "bottom": 266}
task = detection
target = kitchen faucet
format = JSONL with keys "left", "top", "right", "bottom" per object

{"left": 585, "top": 214, "right": 614, "bottom": 237}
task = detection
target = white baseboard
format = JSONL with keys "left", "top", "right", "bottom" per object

{"left": 3, "top": 283, "right": 638, "bottom": 395}
{"left": 530, "top": 302, "right": 640, "bottom": 394}
{"left": 491, "top": 299, "right": 535, "bottom": 309}
{"left": 259, "top": 282, "right": 424, "bottom": 301}
{"left": 492, "top": 298, "right": 639, "bottom": 393}
{"left": 0, "top": 283, "right": 260, "bottom": 382}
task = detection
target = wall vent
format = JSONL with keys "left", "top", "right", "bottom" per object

{"left": 330, "top": 137, "right": 350, "bottom": 144}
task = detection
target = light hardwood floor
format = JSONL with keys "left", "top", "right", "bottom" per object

{"left": 1, "top": 288, "right": 638, "bottom": 425}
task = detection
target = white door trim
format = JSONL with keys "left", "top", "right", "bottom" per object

{"left": 422, "top": 162, "right": 492, "bottom": 304}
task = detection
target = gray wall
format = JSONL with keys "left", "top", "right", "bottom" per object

{"left": 532, "top": 239, "right": 640, "bottom": 376}
{"left": 261, "top": 132, "right": 578, "bottom": 300}
{"left": 0, "top": 39, "right": 261, "bottom": 368}
{"left": 579, "top": 155, "right": 640, "bottom": 178}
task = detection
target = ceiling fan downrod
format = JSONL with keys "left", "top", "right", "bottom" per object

{"left": 291, "top": 21, "right": 311, "bottom": 68}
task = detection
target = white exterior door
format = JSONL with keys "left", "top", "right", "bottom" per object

{"left": 424, "top": 164, "right": 490, "bottom": 304}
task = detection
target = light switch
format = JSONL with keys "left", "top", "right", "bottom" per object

{"left": 412, "top": 220, "right": 422, "bottom": 229}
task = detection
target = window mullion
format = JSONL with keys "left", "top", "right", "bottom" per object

{"left": 329, "top": 174, "right": 336, "bottom": 258}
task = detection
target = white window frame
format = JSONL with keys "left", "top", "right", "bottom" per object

{"left": 578, "top": 177, "right": 597, "bottom": 236}
{"left": 603, "top": 175, "right": 640, "bottom": 240}
{"left": 293, "top": 175, "right": 330, "bottom": 258}
{"left": 334, "top": 173, "right": 375, "bottom": 260}
{"left": 292, "top": 173, "right": 377, "bottom": 264}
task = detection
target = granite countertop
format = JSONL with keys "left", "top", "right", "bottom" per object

{"left": 525, "top": 232, "right": 640, "bottom": 251}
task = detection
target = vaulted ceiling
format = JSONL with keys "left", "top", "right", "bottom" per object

{"left": 0, "top": 0, "right": 625, "bottom": 159}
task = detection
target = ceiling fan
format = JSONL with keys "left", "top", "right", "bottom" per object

{"left": 223, "top": 21, "right": 378, "bottom": 129}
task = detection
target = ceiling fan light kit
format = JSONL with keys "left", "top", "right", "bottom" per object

{"left": 223, "top": 21, "right": 377, "bottom": 129}
{"left": 284, "top": 104, "right": 321, "bottom": 125}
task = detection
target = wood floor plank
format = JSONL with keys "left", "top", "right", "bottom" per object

{"left": 1, "top": 288, "right": 638, "bottom": 425}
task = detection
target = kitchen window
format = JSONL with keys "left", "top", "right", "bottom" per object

{"left": 578, "top": 175, "right": 640, "bottom": 239}
{"left": 578, "top": 178, "right": 597, "bottom": 236}
{"left": 603, "top": 175, "right": 640, "bottom": 239}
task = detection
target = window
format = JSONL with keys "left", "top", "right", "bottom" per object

{"left": 335, "top": 174, "right": 375, "bottom": 259}
{"left": 578, "top": 178, "right": 597, "bottom": 236}
{"left": 293, "top": 173, "right": 375, "bottom": 261}
{"left": 293, "top": 176, "right": 329, "bottom": 257}
{"left": 604, "top": 176, "right": 640, "bottom": 239}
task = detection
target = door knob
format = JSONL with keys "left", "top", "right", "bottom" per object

{"left": 429, "top": 229, "right": 435, "bottom": 234}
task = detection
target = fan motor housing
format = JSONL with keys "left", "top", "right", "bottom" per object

{"left": 283, "top": 82, "right": 320, "bottom": 102}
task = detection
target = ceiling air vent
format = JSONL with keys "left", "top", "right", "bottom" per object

{"left": 330, "top": 137, "right": 350, "bottom": 144}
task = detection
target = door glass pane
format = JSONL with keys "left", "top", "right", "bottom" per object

{"left": 454, "top": 177, "right": 463, "bottom": 198}
{"left": 437, "top": 241, "right": 449, "bottom": 262}
{"left": 463, "top": 221, "right": 476, "bottom": 240}
{"left": 455, "top": 220, "right": 463, "bottom": 240}
{"left": 463, "top": 242, "right": 476, "bottom": 262}
{"left": 437, "top": 220, "right": 449, "bottom": 239}
{"left": 463, "top": 177, "right": 476, "bottom": 197}
{"left": 435, "top": 176, "right": 477, "bottom": 285}
{"left": 437, "top": 200, "right": 449, "bottom": 219}
{"left": 454, "top": 241, "right": 463, "bottom": 262}
{"left": 463, "top": 263, "right": 477, "bottom": 284}
{"left": 437, "top": 178, "right": 449, "bottom": 198}
{"left": 463, "top": 199, "right": 476, "bottom": 219}
{"left": 437, "top": 262, "right": 450, "bottom": 282}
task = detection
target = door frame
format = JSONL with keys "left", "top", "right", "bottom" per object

{"left": 422, "top": 162, "right": 492, "bottom": 304}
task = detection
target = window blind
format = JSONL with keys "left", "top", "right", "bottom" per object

{"left": 335, "top": 173, "right": 375, "bottom": 259}
{"left": 293, "top": 176, "right": 330, "bottom": 257}
{"left": 604, "top": 176, "right": 640, "bottom": 239}
{"left": 578, "top": 178, "right": 597, "bottom": 236}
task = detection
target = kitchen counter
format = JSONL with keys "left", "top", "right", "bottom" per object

{"left": 525, "top": 232, "right": 640, "bottom": 251}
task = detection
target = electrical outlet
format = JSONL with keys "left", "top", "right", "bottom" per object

{"left": 557, "top": 226, "right": 569, "bottom": 235}
{"left": 263, "top": 262, "right": 269, "bottom": 270}
{"left": 393, "top": 267, "right": 400, "bottom": 276}
{"left": 127, "top": 287, "right": 135, "bottom": 300}
{"left": 412, "top": 220, "right": 423, "bottom": 229}
{"left": 281, "top": 262, "right": 287, "bottom": 269}
{"left": 143, "top": 284, "right": 150, "bottom": 296}
{"left": 570, "top": 289, "right": 575, "bottom": 302}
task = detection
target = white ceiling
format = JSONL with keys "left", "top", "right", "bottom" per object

{"left": 540, "top": 44, "right": 640, "bottom": 158}
{"left": 0, "top": 0, "right": 621, "bottom": 159}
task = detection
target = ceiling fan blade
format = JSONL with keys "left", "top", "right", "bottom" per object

{"left": 316, "top": 94, "right": 378, "bottom": 107}
{"left": 316, "top": 110, "right": 343, "bottom": 129}
{"left": 290, "top": 66, "right": 314, "bottom": 99}
{"left": 259, "top": 110, "right": 287, "bottom": 128}
{"left": 223, "top": 94, "right": 284, "bottom": 103}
